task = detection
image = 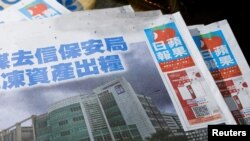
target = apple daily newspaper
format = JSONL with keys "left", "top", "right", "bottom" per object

{"left": 0, "top": 12, "right": 179, "bottom": 141}
{"left": 0, "top": 3, "right": 136, "bottom": 24}
{"left": 0, "top": 0, "right": 96, "bottom": 11}
{"left": 0, "top": 0, "right": 20, "bottom": 10}
{"left": 190, "top": 20, "right": 250, "bottom": 125}
{"left": 0, "top": 11, "right": 237, "bottom": 135}
{"left": 0, "top": 0, "right": 70, "bottom": 23}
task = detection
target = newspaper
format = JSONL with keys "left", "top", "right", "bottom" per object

{"left": 0, "top": 4, "right": 135, "bottom": 24}
{"left": 0, "top": 0, "right": 70, "bottom": 23}
{"left": 0, "top": 12, "right": 175, "bottom": 141}
{"left": 56, "top": 0, "right": 85, "bottom": 11}
{"left": 0, "top": 0, "right": 96, "bottom": 11}
{"left": 190, "top": 20, "right": 250, "bottom": 125}
{"left": 0, "top": 0, "right": 20, "bottom": 10}
{"left": 0, "top": 11, "right": 236, "bottom": 137}
{"left": 52, "top": 0, "right": 97, "bottom": 11}
{"left": 144, "top": 13, "right": 237, "bottom": 131}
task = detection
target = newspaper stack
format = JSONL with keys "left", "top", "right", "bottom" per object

{"left": 0, "top": 0, "right": 96, "bottom": 11}
{"left": 0, "top": 1, "right": 249, "bottom": 141}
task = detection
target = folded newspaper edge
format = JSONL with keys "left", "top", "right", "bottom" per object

{"left": 0, "top": 0, "right": 70, "bottom": 23}
{"left": 148, "top": 12, "right": 236, "bottom": 130}
{"left": 189, "top": 20, "right": 250, "bottom": 125}
{"left": 0, "top": 5, "right": 137, "bottom": 24}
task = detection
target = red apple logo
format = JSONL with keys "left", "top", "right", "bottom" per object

{"left": 154, "top": 28, "right": 176, "bottom": 43}
{"left": 28, "top": 3, "right": 48, "bottom": 16}
{"left": 202, "top": 36, "right": 222, "bottom": 50}
{"left": 242, "top": 82, "right": 248, "bottom": 88}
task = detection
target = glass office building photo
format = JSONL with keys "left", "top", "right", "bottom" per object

{"left": 1, "top": 78, "right": 207, "bottom": 141}
{"left": 33, "top": 78, "right": 165, "bottom": 141}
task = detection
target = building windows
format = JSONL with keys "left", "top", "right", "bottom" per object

{"left": 130, "top": 129, "right": 140, "bottom": 137}
{"left": 94, "top": 136, "right": 104, "bottom": 141}
{"left": 78, "top": 138, "right": 90, "bottom": 141}
{"left": 38, "top": 121, "right": 47, "bottom": 128}
{"left": 73, "top": 116, "right": 84, "bottom": 122}
{"left": 33, "top": 79, "right": 162, "bottom": 141}
{"left": 121, "top": 131, "right": 131, "bottom": 138}
{"left": 113, "top": 129, "right": 140, "bottom": 141}
{"left": 103, "top": 134, "right": 112, "bottom": 141}
{"left": 60, "top": 130, "right": 70, "bottom": 137}
{"left": 58, "top": 120, "right": 68, "bottom": 126}
{"left": 114, "top": 132, "right": 123, "bottom": 140}
{"left": 70, "top": 106, "right": 81, "bottom": 112}
{"left": 109, "top": 118, "right": 126, "bottom": 127}
{"left": 151, "top": 120, "right": 160, "bottom": 127}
